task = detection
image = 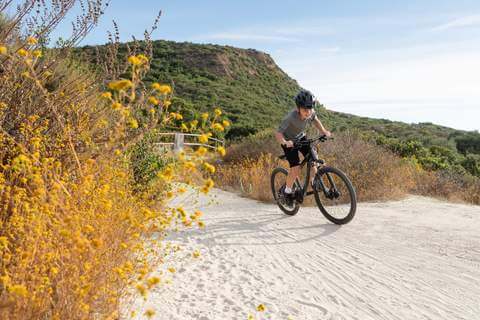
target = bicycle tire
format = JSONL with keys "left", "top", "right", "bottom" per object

{"left": 313, "top": 166, "right": 357, "bottom": 224}
{"left": 271, "top": 167, "right": 301, "bottom": 216}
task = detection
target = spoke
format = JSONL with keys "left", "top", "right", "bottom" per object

{"left": 316, "top": 171, "right": 352, "bottom": 219}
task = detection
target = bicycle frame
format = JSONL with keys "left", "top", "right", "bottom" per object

{"left": 294, "top": 139, "right": 338, "bottom": 203}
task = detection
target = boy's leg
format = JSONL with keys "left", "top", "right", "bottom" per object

{"left": 310, "top": 165, "right": 318, "bottom": 187}
{"left": 281, "top": 147, "right": 301, "bottom": 190}
{"left": 286, "top": 165, "right": 300, "bottom": 190}
{"left": 299, "top": 144, "right": 318, "bottom": 188}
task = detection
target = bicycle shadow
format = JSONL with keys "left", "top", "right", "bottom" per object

{"left": 167, "top": 211, "right": 341, "bottom": 247}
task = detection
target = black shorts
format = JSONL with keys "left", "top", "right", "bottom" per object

{"left": 281, "top": 136, "right": 312, "bottom": 168}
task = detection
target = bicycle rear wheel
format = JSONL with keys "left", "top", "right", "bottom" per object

{"left": 313, "top": 166, "right": 356, "bottom": 224}
{"left": 271, "top": 167, "right": 300, "bottom": 216}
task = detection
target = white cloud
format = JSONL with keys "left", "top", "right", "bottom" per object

{"left": 431, "top": 14, "right": 480, "bottom": 31}
{"left": 270, "top": 25, "right": 335, "bottom": 37}
{"left": 275, "top": 42, "right": 480, "bottom": 131}
{"left": 196, "top": 21, "right": 335, "bottom": 44}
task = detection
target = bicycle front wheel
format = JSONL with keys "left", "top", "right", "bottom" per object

{"left": 313, "top": 166, "right": 357, "bottom": 224}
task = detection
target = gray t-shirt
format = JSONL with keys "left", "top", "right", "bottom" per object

{"left": 278, "top": 109, "right": 318, "bottom": 141}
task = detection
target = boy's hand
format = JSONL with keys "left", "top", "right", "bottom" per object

{"left": 323, "top": 130, "right": 332, "bottom": 137}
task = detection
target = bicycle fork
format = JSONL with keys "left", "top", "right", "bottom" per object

{"left": 313, "top": 170, "right": 341, "bottom": 200}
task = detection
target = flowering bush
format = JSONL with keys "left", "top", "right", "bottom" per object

{"left": 0, "top": 3, "right": 228, "bottom": 318}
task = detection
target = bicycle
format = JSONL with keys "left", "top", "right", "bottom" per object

{"left": 271, "top": 135, "right": 357, "bottom": 225}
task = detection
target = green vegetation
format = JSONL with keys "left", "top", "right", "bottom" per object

{"left": 78, "top": 40, "right": 299, "bottom": 140}
{"left": 76, "top": 40, "right": 480, "bottom": 179}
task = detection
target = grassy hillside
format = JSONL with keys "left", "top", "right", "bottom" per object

{"left": 78, "top": 40, "right": 300, "bottom": 139}
{"left": 76, "top": 40, "right": 480, "bottom": 178}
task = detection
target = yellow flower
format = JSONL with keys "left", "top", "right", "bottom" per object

{"left": 32, "top": 49, "right": 42, "bottom": 58}
{"left": 127, "top": 118, "right": 139, "bottom": 129}
{"left": 128, "top": 56, "right": 140, "bottom": 65}
{"left": 152, "top": 83, "right": 172, "bottom": 95}
{"left": 217, "top": 146, "right": 226, "bottom": 157}
{"left": 201, "top": 112, "right": 209, "bottom": 121}
{"left": 145, "top": 309, "right": 156, "bottom": 318}
{"left": 183, "top": 161, "right": 196, "bottom": 171}
{"left": 147, "top": 277, "right": 161, "bottom": 288}
{"left": 128, "top": 54, "right": 148, "bottom": 66}
{"left": 178, "top": 187, "right": 187, "bottom": 193}
{"left": 181, "top": 123, "right": 188, "bottom": 131}
{"left": 0, "top": 275, "right": 10, "bottom": 286}
{"left": 91, "top": 238, "right": 103, "bottom": 248}
{"left": 222, "top": 120, "right": 231, "bottom": 127}
{"left": 168, "top": 267, "right": 176, "bottom": 273}
{"left": 198, "top": 134, "right": 209, "bottom": 144}
{"left": 175, "top": 113, "right": 183, "bottom": 120}
{"left": 248, "top": 315, "right": 254, "bottom": 320}
{"left": 128, "top": 56, "right": 139, "bottom": 65}
{"left": 84, "top": 224, "right": 95, "bottom": 234}
{"left": 196, "top": 146, "right": 208, "bottom": 157}
{"left": 26, "top": 36, "right": 38, "bottom": 45}
{"left": 203, "top": 162, "right": 216, "bottom": 174}
{"left": 101, "top": 92, "right": 112, "bottom": 99}
{"left": 108, "top": 79, "right": 133, "bottom": 91}
{"left": 200, "top": 178, "right": 214, "bottom": 194}
{"left": 158, "top": 166, "right": 174, "bottom": 181}
{"left": 205, "top": 178, "right": 214, "bottom": 188}
{"left": 137, "top": 54, "right": 148, "bottom": 63}
{"left": 164, "top": 100, "right": 172, "bottom": 107}
{"left": 0, "top": 236, "right": 8, "bottom": 249}
{"left": 178, "top": 151, "right": 186, "bottom": 161}
{"left": 17, "top": 48, "right": 28, "bottom": 57}
{"left": 0, "top": 46, "right": 8, "bottom": 55}
{"left": 111, "top": 102, "right": 122, "bottom": 110}
{"left": 212, "top": 123, "right": 224, "bottom": 131}
{"left": 136, "top": 284, "right": 147, "bottom": 297}
{"left": 198, "top": 221, "right": 205, "bottom": 228}
{"left": 148, "top": 96, "right": 159, "bottom": 105}
{"left": 190, "top": 119, "right": 199, "bottom": 128}
{"left": 8, "top": 284, "right": 28, "bottom": 297}
{"left": 214, "top": 108, "right": 222, "bottom": 116}
{"left": 192, "top": 250, "right": 201, "bottom": 258}
{"left": 256, "top": 304, "right": 265, "bottom": 312}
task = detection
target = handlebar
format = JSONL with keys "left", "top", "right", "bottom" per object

{"left": 283, "top": 135, "right": 333, "bottom": 149}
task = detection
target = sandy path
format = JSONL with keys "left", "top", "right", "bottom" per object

{"left": 129, "top": 189, "right": 480, "bottom": 320}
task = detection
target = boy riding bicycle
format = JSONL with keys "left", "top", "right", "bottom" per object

{"left": 275, "top": 90, "right": 331, "bottom": 206}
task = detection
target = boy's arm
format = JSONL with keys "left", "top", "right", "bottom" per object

{"left": 277, "top": 114, "right": 294, "bottom": 147}
{"left": 275, "top": 131, "right": 293, "bottom": 147}
{"left": 313, "top": 117, "right": 331, "bottom": 137}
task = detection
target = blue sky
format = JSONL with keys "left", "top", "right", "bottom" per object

{"left": 20, "top": 0, "right": 480, "bottom": 131}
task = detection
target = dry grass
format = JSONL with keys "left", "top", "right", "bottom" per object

{"left": 216, "top": 153, "right": 285, "bottom": 202}
{"left": 219, "top": 129, "right": 480, "bottom": 205}
{"left": 412, "top": 168, "right": 480, "bottom": 204}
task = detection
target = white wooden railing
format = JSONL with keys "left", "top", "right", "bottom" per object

{"left": 154, "top": 132, "right": 225, "bottom": 153}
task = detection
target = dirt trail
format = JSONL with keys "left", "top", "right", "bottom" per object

{"left": 130, "top": 189, "right": 480, "bottom": 320}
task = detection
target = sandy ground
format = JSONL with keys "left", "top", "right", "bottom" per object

{"left": 128, "top": 189, "right": 480, "bottom": 320}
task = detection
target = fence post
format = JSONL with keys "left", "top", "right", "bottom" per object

{"left": 173, "top": 133, "right": 184, "bottom": 154}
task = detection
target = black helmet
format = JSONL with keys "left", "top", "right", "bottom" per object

{"left": 295, "top": 90, "right": 315, "bottom": 109}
